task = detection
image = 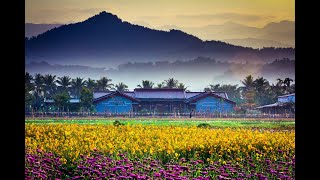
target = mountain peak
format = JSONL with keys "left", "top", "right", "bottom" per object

{"left": 84, "top": 11, "right": 122, "bottom": 24}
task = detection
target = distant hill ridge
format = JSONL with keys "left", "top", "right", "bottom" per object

{"left": 25, "top": 11, "right": 295, "bottom": 67}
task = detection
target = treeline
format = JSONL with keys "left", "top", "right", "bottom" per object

{"left": 25, "top": 73, "right": 294, "bottom": 112}
{"left": 204, "top": 75, "right": 295, "bottom": 107}
{"left": 25, "top": 74, "right": 188, "bottom": 112}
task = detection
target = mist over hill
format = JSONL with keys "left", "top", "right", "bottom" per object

{"left": 26, "top": 57, "right": 294, "bottom": 91}
{"left": 25, "top": 11, "right": 295, "bottom": 68}
{"left": 25, "top": 23, "right": 63, "bottom": 38}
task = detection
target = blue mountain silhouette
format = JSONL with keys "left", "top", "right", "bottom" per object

{"left": 25, "top": 11, "right": 295, "bottom": 66}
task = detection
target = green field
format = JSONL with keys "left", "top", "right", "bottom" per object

{"left": 25, "top": 118, "right": 295, "bottom": 129}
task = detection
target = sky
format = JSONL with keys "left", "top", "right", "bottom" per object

{"left": 26, "top": 0, "right": 294, "bottom": 28}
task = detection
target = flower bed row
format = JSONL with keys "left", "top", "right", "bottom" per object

{"left": 26, "top": 150, "right": 294, "bottom": 180}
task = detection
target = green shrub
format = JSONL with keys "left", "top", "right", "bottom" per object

{"left": 197, "top": 123, "right": 212, "bottom": 128}
{"left": 113, "top": 120, "right": 124, "bottom": 126}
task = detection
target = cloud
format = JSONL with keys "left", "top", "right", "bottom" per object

{"left": 177, "top": 13, "right": 276, "bottom": 22}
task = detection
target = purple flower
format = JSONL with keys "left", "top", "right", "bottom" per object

{"left": 201, "top": 171, "right": 208, "bottom": 175}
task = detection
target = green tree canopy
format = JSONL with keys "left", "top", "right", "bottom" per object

{"left": 80, "top": 87, "right": 94, "bottom": 111}
{"left": 96, "top": 77, "right": 113, "bottom": 91}
{"left": 137, "top": 80, "right": 154, "bottom": 88}
{"left": 114, "top": 82, "right": 129, "bottom": 92}
{"left": 53, "top": 91, "right": 70, "bottom": 111}
{"left": 164, "top": 78, "right": 179, "bottom": 88}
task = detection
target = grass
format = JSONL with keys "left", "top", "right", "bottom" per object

{"left": 25, "top": 118, "right": 295, "bottom": 130}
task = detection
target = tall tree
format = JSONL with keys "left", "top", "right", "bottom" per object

{"left": 177, "top": 83, "right": 188, "bottom": 91}
{"left": 53, "top": 91, "right": 70, "bottom": 112}
{"left": 164, "top": 78, "right": 178, "bottom": 88}
{"left": 157, "top": 83, "right": 164, "bottom": 88}
{"left": 71, "top": 77, "right": 86, "bottom": 98}
{"left": 25, "top": 86, "right": 34, "bottom": 112}
{"left": 24, "top": 72, "right": 33, "bottom": 84}
{"left": 42, "top": 74, "right": 57, "bottom": 99}
{"left": 80, "top": 87, "right": 94, "bottom": 112}
{"left": 33, "top": 74, "right": 43, "bottom": 95}
{"left": 283, "top": 77, "right": 294, "bottom": 93}
{"left": 137, "top": 80, "right": 154, "bottom": 88}
{"left": 253, "top": 77, "right": 274, "bottom": 105}
{"left": 25, "top": 72, "right": 34, "bottom": 90}
{"left": 96, "top": 77, "right": 113, "bottom": 91}
{"left": 276, "top": 78, "right": 284, "bottom": 87}
{"left": 241, "top": 75, "right": 255, "bottom": 91}
{"left": 114, "top": 82, "right": 129, "bottom": 92}
{"left": 56, "top": 76, "right": 72, "bottom": 92}
{"left": 283, "top": 78, "right": 293, "bottom": 87}
{"left": 253, "top": 77, "right": 269, "bottom": 93}
{"left": 86, "top": 78, "right": 96, "bottom": 91}
{"left": 241, "top": 75, "right": 256, "bottom": 109}
{"left": 33, "top": 73, "right": 44, "bottom": 110}
{"left": 204, "top": 84, "right": 243, "bottom": 104}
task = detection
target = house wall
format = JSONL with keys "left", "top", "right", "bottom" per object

{"left": 95, "top": 95, "right": 133, "bottom": 113}
{"left": 278, "top": 95, "right": 295, "bottom": 103}
{"left": 195, "top": 96, "right": 235, "bottom": 113}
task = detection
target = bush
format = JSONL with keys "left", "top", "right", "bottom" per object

{"left": 197, "top": 123, "right": 212, "bottom": 128}
{"left": 113, "top": 120, "right": 124, "bottom": 126}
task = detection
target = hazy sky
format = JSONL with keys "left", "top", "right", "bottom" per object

{"left": 26, "top": 0, "right": 294, "bottom": 28}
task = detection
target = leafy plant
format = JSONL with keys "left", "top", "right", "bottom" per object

{"left": 113, "top": 120, "right": 124, "bottom": 126}
{"left": 197, "top": 123, "right": 212, "bottom": 128}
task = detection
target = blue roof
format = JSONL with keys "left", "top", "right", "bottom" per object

{"left": 44, "top": 98, "right": 80, "bottom": 103}
{"left": 44, "top": 89, "right": 232, "bottom": 104}
{"left": 93, "top": 89, "right": 230, "bottom": 101}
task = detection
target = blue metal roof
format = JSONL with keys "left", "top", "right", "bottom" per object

{"left": 93, "top": 89, "right": 230, "bottom": 100}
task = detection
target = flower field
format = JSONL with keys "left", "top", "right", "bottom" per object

{"left": 25, "top": 123, "right": 295, "bottom": 179}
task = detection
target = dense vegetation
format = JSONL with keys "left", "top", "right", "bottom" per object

{"left": 25, "top": 72, "right": 294, "bottom": 112}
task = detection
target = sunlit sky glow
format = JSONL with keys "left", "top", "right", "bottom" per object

{"left": 26, "top": 0, "right": 294, "bottom": 28}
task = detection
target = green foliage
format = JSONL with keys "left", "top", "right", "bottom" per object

{"left": 25, "top": 119, "right": 295, "bottom": 130}
{"left": 71, "top": 77, "right": 86, "bottom": 98}
{"left": 96, "top": 77, "right": 113, "bottom": 91}
{"left": 25, "top": 87, "right": 35, "bottom": 111}
{"left": 53, "top": 91, "right": 70, "bottom": 111}
{"left": 197, "top": 123, "right": 212, "bottom": 128}
{"left": 164, "top": 78, "right": 179, "bottom": 88}
{"left": 113, "top": 120, "right": 124, "bottom": 126}
{"left": 114, "top": 82, "right": 129, "bottom": 92}
{"left": 80, "top": 87, "right": 94, "bottom": 111}
{"left": 137, "top": 80, "right": 154, "bottom": 88}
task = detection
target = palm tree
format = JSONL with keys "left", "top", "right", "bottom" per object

{"left": 241, "top": 75, "right": 254, "bottom": 91}
{"left": 137, "top": 80, "right": 154, "bottom": 88}
{"left": 276, "top": 78, "right": 284, "bottom": 87}
{"left": 114, "top": 82, "right": 129, "bottom": 92}
{"left": 253, "top": 77, "right": 269, "bottom": 92}
{"left": 283, "top": 78, "right": 293, "bottom": 88}
{"left": 71, "top": 77, "right": 86, "bottom": 98}
{"left": 33, "top": 74, "right": 43, "bottom": 92}
{"left": 204, "top": 87, "right": 212, "bottom": 92}
{"left": 25, "top": 72, "right": 33, "bottom": 85}
{"left": 177, "top": 83, "right": 188, "bottom": 91}
{"left": 206, "top": 84, "right": 221, "bottom": 92}
{"left": 86, "top": 78, "right": 96, "bottom": 90}
{"left": 96, "top": 77, "right": 113, "bottom": 91}
{"left": 253, "top": 77, "right": 273, "bottom": 106}
{"left": 33, "top": 73, "right": 44, "bottom": 110}
{"left": 56, "top": 76, "right": 71, "bottom": 92}
{"left": 25, "top": 72, "right": 34, "bottom": 92}
{"left": 164, "top": 78, "right": 178, "bottom": 88}
{"left": 240, "top": 75, "right": 256, "bottom": 109}
{"left": 157, "top": 83, "right": 164, "bottom": 88}
{"left": 42, "top": 74, "right": 57, "bottom": 99}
